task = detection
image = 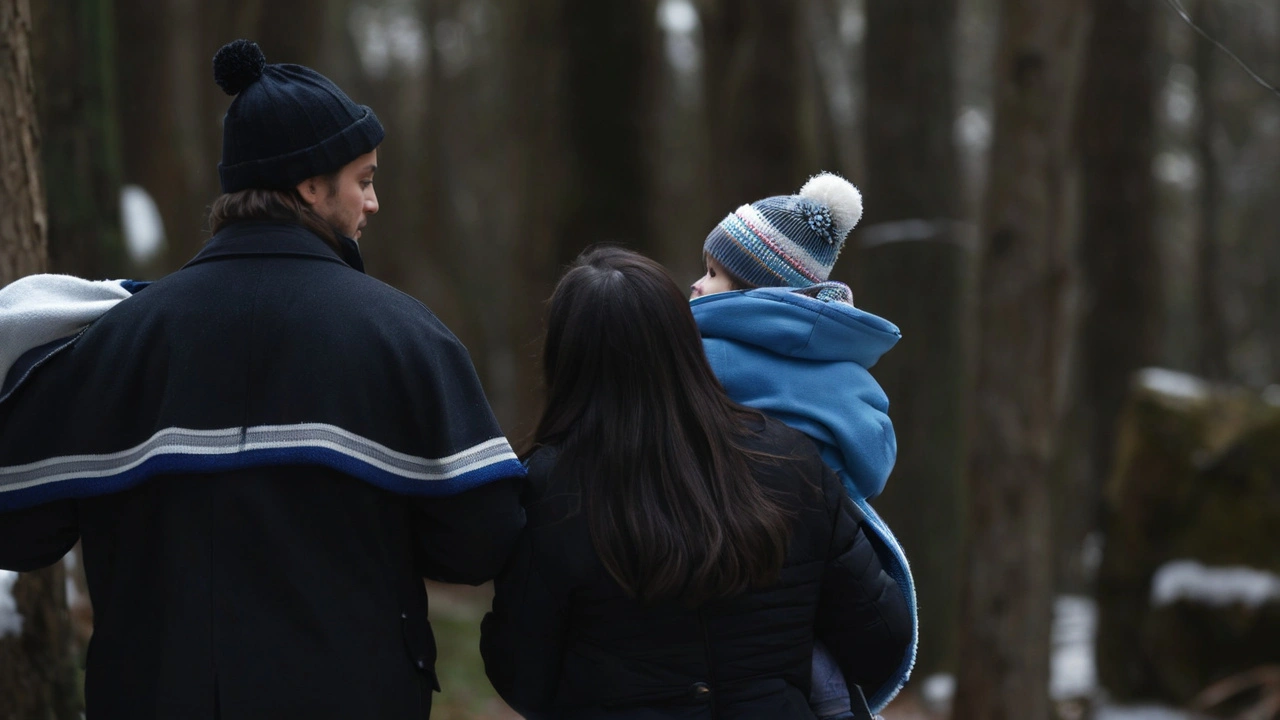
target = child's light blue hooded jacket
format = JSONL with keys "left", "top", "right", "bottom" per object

{"left": 691, "top": 287, "right": 916, "bottom": 712}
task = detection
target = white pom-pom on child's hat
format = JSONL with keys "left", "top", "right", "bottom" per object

{"left": 704, "top": 171, "right": 864, "bottom": 288}
{"left": 799, "top": 172, "right": 863, "bottom": 240}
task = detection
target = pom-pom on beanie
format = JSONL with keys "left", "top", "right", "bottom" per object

{"left": 213, "top": 39, "right": 385, "bottom": 193}
{"left": 704, "top": 172, "right": 863, "bottom": 288}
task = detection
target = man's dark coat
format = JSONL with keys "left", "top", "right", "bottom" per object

{"left": 0, "top": 222, "right": 526, "bottom": 719}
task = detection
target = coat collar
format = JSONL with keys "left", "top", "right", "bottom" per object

{"left": 183, "top": 222, "right": 366, "bottom": 273}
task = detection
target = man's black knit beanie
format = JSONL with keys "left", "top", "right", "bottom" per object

{"left": 212, "top": 39, "right": 384, "bottom": 194}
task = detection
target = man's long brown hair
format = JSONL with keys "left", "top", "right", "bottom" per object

{"left": 532, "top": 246, "right": 792, "bottom": 606}
{"left": 207, "top": 178, "right": 339, "bottom": 249}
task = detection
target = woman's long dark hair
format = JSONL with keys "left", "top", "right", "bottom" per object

{"left": 533, "top": 246, "right": 792, "bottom": 605}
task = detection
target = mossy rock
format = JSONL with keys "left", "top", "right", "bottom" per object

{"left": 1143, "top": 598, "right": 1280, "bottom": 704}
{"left": 1095, "top": 369, "right": 1280, "bottom": 703}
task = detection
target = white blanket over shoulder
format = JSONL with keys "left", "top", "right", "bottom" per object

{"left": 0, "top": 274, "right": 131, "bottom": 382}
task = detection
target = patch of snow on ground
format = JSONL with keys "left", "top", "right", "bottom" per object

{"left": 1155, "top": 151, "right": 1198, "bottom": 190}
{"left": 351, "top": 3, "right": 428, "bottom": 79}
{"left": 1052, "top": 595, "right": 1097, "bottom": 699}
{"left": 1151, "top": 559, "right": 1280, "bottom": 608}
{"left": 0, "top": 570, "right": 22, "bottom": 638}
{"left": 956, "top": 106, "right": 992, "bottom": 154}
{"left": 120, "top": 184, "right": 165, "bottom": 264}
{"left": 1262, "top": 384, "right": 1280, "bottom": 406}
{"left": 895, "top": 596, "right": 1193, "bottom": 719}
{"left": 1136, "top": 368, "right": 1209, "bottom": 402}
{"left": 657, "top": 0, "right": 697, "bottom": 33}
{"left": 911, "top": 596, "right": 1099, "bottom": 707}
{"left": 920, "top": 673, "right": 954, "bottom": 710}
{"left": 1081, "top": 531, "right": 1105, "bottom": 578}
{"left": 65, "top": 575, "right": 81, "bottom": 608}
{"left": 63, "top": 550, "right": 84, "bottom": 608}
{"left": 657, "top": 0, "right": 700, "bottom": 74}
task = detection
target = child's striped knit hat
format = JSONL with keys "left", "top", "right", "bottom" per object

{"left": 704, "top": 172, "right": 863, "bottom": 288}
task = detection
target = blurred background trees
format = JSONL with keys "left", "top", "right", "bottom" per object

{"left": 854, "top": 0, "right": 967, "bottom": 681}
{"left": 5, "top": 0, "right": 1280, "bottom": 718}
{"left": 951, "top": 1, "right": 1086, "bottom": 718}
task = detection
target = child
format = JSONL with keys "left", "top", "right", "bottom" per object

{"left": 689, "top": 172, "right": 916, "bottom": 719}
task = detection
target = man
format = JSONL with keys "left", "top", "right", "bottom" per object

{"left": 0, "top": 39, "right": 525, "bottom": 719}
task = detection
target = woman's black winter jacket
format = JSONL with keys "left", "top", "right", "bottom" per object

{"left": 481, "top": 417, "right": 911, "bottom": 719}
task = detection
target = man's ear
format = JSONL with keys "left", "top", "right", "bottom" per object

{"left": 296, "top": 177, "right": 321, "bottom": 206}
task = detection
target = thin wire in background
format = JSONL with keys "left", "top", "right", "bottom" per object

{"left": 1162, "top": 0, "right": 1280, "bottom": 100}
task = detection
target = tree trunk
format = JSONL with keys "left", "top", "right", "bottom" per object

{"left": 0, "top": 2, "right": 78, "bottom": 718}
{"left": 1192, "top": 0, "right": 1227, "bottom": 380}
{"left": 0, "top": 0, "right": 44, "bottom": 282}
{"left": 113, "top": 0, "right": 219, "bottom": 266}
{"left": 31, "top": 0, "right": 126, "bottom": 278}
{"left": 700, "top": 0, "right": 812, "bottom": 214}
{"left": 856, "top": 0, "right": 967, "bottom": 679}
{"left": 0, "top": 568, "right": 79, "bottom": 720}
{"left": 1064, "top": 0, "right": 1163, "bottom": 591}
{"left": 802, "top": 0, "right": 862, "bottom": 181}
{"left": 414, "top": 0, "right": 522, "bottom": 430}
{"left": 235, "top": 0, "right": 328, "bottom": 68}
{"left": 559, "top": 0, "right": 660, "bottom": 263}
{"left": 950, "top": 0, "right": 1087, "bottom": 718}
{"left": 491, "top": 1, "right": 663, "bottom": 435}
{"left": 650, "top": 0, "right": 714, "bottom": 285}
{"left": 501, "top": 2, "right": 571, "bottom": 439}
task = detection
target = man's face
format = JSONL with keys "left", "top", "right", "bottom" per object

{"left": 299, "top": 149, "right": 379, "bottom": 240}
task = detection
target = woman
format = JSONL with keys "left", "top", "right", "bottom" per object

{"left": 481, "top": 247, "right": 910, "bottom": 719}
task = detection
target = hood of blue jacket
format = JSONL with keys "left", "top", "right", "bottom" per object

{"left": 692, "top": 288, "right": 900, "bottom": 365}
{"left": 691, "top": 288, "right": 901, "bottom": 500}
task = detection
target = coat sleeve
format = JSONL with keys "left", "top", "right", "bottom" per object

{"left": 479, "top": 450, "right": 572, "bottom": 717}
{"left": 0, "top": 500, "right": 79, "bottom": 571}
{"left": 393, "top": 311, "right": 528, "bottom": 584}
{"left": 411, "top": 476, "right": 525, "bottom": 585}
{"left": 813, "top": 462, "right": 911, "bottom": 698}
